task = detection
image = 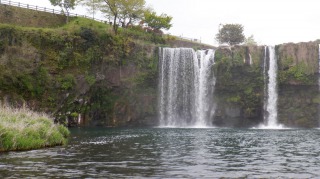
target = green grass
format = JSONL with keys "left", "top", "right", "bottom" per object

{"left": 61, "top": 17, "right": 165, "bottom": 44}
{"left": 60, "top": 17, "right": 111, "bottom": 33}
{"left": 0, "top": 5, "right": 66, "bottom": 28}
{"left": 0, "top": 105, "right": 70, "bottom": 152}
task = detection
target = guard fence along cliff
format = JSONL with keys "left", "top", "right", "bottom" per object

{"left": 0, "top": 0, "right": 106, "bottom": 23}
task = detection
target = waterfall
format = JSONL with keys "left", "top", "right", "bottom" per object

{"left": 318, "top": 44, "right": 320, "bottom": 127}
{"left": 159, "top": 48, "right": 216, "bottom": 127}
{"left": 263, "top": 47, "right": 268, "bottom": 124}
{"left": 266, "top": 46, "right": 278, "bottom": 127}
{"left": 195, "top": 50, "right": 217, "bottom": 127}
{"left": 318, "top": 44, "right": 320, "bottom": 90}
{"left": 260, "top": 46, "right": 283, "bottom": 129}
{"left": 318, "top": 45, "right": 320, "bottom": 79}
{"left": 249, "top": 53, "right": 253, "bottom": 65}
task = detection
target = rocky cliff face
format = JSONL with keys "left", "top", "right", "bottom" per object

{"left": 0, "top": 24, "right": 160, "bottom": 127}
{"left": 277, "top": 41, "right": 320, "bottom": 128}
{"left": 278, "top": 85, "right": 318, "bottom": 128}
{"left": 277, "top": 41, "right": 319, "bottom": 85}
{"left": 213, "top": 41, "right": 320, "bottom": 128}
{"left": 213, "top": 45, "right": 264, "bottom": 127}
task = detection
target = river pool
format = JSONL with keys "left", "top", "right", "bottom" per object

{"left": 1, "top": 128, "right": 320, "bottom": 178}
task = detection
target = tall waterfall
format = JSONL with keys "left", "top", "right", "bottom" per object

{"left": 260, "top": 46, "right": 283, "bottom": 129}
{"left": 263, "top": 47, "right": 268, "bottom": 123}
{"left": 159, "top": 48, "right": 216, "bottom": 127}
{"left": 318, "top": 44, "right": 320, "bottom": 127}
{"left": 318, "top": 44, "right": 320, "bottom": 90}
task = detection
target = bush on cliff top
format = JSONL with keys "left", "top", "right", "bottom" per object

{"left": 0, "top": 106, "right": 69, "bottom": 152}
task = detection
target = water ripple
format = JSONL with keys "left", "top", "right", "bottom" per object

{"left": 1, "top": 128, "right": 320, "bottom": 178}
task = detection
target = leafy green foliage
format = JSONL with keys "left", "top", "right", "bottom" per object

{"left": 216, "top": 24, "right": 245, "bottom": 46}
{"left": 278, "top": 57, "right": 315, "bottom": 84}
{"left": 100, "top": 0, "right": 146, "bottom": 33}
{"left": 0, "top": 12, "right": 161, "bottom": 127}
{"left": 118, "top": 0, "right": 146, "bottom": 27}
{"left": 87, "top": 86, "right": 119, "bottom": 125}
{"left": 59, "top": 74, "right": 75, "bottom": 90}
{"left": 143, "top": 10, "right": 173, "bottom": 32}
{"left": 214, "top": 48, "right": 263, "bottom": 117}
{"left": 79, "top": 27, "right": 97, "bottom": 48}
{"left": 227, "top": 95, "right": 241, "bottom": 103}
{"left": 49, "top": 0, "right": 78, "bottom": 23}
{"left": 244, "top": 35, "right": 257, "bottom": 46}
{"left": 85, "top": 74, "right": 96, "bottom": 86}
{"left": 58, "top": 43, "right": 75, "bottom": 69}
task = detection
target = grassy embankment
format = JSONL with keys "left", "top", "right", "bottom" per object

{"left": 0, "top": 4, "right": 166, "bottom": 126}
{"left": 0, "top": 105, "right": 69, "bottom": 152}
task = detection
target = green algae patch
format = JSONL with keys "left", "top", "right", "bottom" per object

{"left": 0, "top": 106, "right": 69, "bottom": 152}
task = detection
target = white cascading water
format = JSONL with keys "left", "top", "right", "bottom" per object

{"left": 319, "top": 44, "right": 320, "bottom": 86}
{"left": 318, "top": 44, "right": 320, "bottom": 127}
{"left": 159, "top": 48, "right": 216, "bottom": 127}
{"left": 249, "top": 53, "right": 253, "bottom": 65}
{"left": 260, "top": 46, "right": 283, "bottom": 129}
{"left": 195, "top": 50, "right": 217, "bottom": 127}
{"left": 263, "top": 46, "right": 268, "bottom": 123}
{"left": 318, "top": 44, "right": 320, "bottom": 88}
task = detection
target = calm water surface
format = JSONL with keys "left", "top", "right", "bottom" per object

{"left": 1, "top": 128, "right": 320, "bottom": 178}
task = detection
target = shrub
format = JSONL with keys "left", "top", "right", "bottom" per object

{"left": 59, "top": 74, "right": 75, "bottom": 90}
{"left": 0, "top": 105, "right": 70, "bottom": 152}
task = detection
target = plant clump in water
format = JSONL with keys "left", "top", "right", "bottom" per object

{"left": 0, "top": 105, "right": 69, "bottom": 152}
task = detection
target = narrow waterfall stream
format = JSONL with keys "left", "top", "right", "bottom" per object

{"left": 318, "top": 44, "right": 320, "bottom": 127}
{"left": 159, "top": 48, "right": 216, "bottom": 127}
{"left": 261, "top": 46, "right": 283, "bottom": 129}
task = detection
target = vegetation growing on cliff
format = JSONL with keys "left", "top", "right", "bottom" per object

{"left": 214, "top": 46, "right": 264, "bottom": 123}
{"left": 278, "top": 56, "right": 317, "bottom": 85}
{"left": 276, "top": 42, "right": 319, "bottom": 86}
{"left": 0, "top": 11, "right": 162, "bottom": 127}
{"left": 0, "top": 105, "right": 69, "bottom": 152}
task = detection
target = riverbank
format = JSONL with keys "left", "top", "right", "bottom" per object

{"left": 0, "top": 106, "right": 69, "bottom": 152}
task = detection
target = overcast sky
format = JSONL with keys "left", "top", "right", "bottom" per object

{"left": 12, "top": 0, "right": 320, "bottom": 46}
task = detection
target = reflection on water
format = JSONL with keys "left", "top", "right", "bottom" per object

{"left": 1, "top": 128, "right": 320, "bottom": 178}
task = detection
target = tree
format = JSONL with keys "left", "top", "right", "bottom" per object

{"left": 244, "top": 35, "right": 257, "bottom": 46}
{"left": 100, "top": 0, "right": 146, "bottom": 34}
{"left": 79, "top": 0, "right": 102, "bottom": 19}
{"left": 143, "top": 10, "right": 172, "bottom": 33}
{"left": 49, "top": 0, "right": 77, "bottom": 23}
{"left": 119, "top": 0, "right": 145, "bottom": 28}
{"left": 100, "top": 0, "right": 119, "bottom": 33}
{"left": 215, "top": 24, "right": 245, "bottom": 46}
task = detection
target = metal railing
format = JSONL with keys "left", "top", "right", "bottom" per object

{"left": 0, "top": 0, "right": 107, "bottom": 23}
{"left": 0, "top": 0, "right": 203, "bottom": 42}
{"left": 179, "top": 36, "right": 201, "bottom": 43}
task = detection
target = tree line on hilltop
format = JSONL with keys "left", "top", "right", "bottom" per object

{"left": 48, "top": 0, "right": 257, "bottom": 45}
{"left": 49, "top": 0, "right": 173, "bottom": 34}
